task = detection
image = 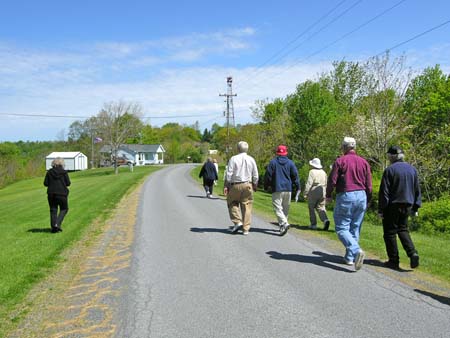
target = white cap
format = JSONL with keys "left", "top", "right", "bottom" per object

{"left": 342, "top": 137, "right": 356, "bottom": 148}
{"left": 309, "top": 158, "right": 322, "bottom": 169}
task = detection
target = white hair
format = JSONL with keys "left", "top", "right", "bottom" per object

{"left": 388, "top": 153, "right": 405, "bottom": 163}
{"left": 237, "top": 141, "right": 249, "bottom": 153}
{"left": 51, "top": 157, "right": 65, "bottom": 167}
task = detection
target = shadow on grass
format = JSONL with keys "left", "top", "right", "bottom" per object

{"left": 266, "top": 250, "right": 354, "bottom": 272}
{"left": 414, "top": 289, "right": 450, "bottom": 306}
{"left": 27, "top": 228, "right": 53, "bottom": 233}
{"left": 289, "top": 223, "right": 333, "bottom": 233}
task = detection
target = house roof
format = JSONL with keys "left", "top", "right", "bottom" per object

{"left": 46, "top": 152, "right": 85, "bottom": 158}
{"left": 100, "top": 144, "right": 165, "bottom": 153}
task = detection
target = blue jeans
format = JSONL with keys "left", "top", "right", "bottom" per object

{"left": 333, "top": 191, "right": 367, "bottom": 262}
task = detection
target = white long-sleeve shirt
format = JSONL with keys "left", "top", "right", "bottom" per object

{"left": 225, "top": 152, "right": 259, "bottom": 184}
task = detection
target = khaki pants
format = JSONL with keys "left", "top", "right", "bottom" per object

{"left": 272, "top": 191, "right": 291, "bottom": 225}
{"left": 307, "top": 187, "right": 328, "bottom": 226}
{"left": 227, "top": 182, "right": 254, "bottom": 231}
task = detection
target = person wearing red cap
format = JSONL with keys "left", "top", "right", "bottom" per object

{"left": 264, "top": 145, "right": 300, "bottom": 236}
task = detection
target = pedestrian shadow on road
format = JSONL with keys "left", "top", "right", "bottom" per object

{"left": 414, "top": 289, "right": 450, "bottom": 306}
{"left": 190, "top": 227, "right": 231, "bottom": 234}
{"left": 27, "top": 228, "right": 53, "bottom": 233}
{"left": 266, "top": 250, "right": 353, "bottom": 272}
{"left": 186, "top": 195, "right": 222, "bottom": 200}
{"left": 249, "top": 227, "right": 281, "bottom": 236}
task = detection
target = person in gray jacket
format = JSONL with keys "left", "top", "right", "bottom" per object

{"left": 304, "top": 158, "right": 330, "bottom": 230}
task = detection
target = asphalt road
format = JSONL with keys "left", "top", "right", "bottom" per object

{"left": 115, "top": 164, "right": 450, "bottom": 338}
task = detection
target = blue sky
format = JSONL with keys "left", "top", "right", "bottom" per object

{"left": 1, "top": 0, "right": 449, "bottom": 141}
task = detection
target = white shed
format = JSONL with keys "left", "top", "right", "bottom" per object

{"left": 46, "top": 152, "right": 88, "bottom": 171}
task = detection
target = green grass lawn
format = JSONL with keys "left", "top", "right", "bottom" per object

{"left": 192, "top": 164, "right": 450, "bottom": 285}
{"left": 0, "top": 165, "right": 161, "bottom": 335}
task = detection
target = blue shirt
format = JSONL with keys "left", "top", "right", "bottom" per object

{"left": 378, "top": 160, "right": 422, "bottom": 212}
{"left": 264, "top": 156, "right": 300, "bottom": 192}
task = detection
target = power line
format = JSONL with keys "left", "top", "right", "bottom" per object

{"left": 240, "top": 0, "right": 351, "bottom": 84}
{"left": 375, "top": 18, "right": 450, "bottom": 56}
{"left": 244, "top": 0, "right": 408, "bottom": 89}
{"left": 0, "top": 112, "right": 219, "bottom": 119}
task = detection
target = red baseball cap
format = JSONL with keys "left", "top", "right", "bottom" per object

{"left": 276, "top": 145, "right": 288, "bottom": 156}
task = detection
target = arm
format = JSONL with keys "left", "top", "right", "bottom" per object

{"left": 44, "top": 172, "right": 49, "bottom": 187}
{"left": 64, "top": 173, "right": 71, "bottom": 187}
{"left": 291, "top": 162, "right": 300, "bottom": 192}
{"left": 413, "top": 168, "right": 422, "bottom": 211}
{"left": 304, "top": 171, "right": 313, "bottom": 197}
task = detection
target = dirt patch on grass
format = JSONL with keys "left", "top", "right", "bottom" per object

{"left": 6, "top": 184, "right": 142, "bottom": 338}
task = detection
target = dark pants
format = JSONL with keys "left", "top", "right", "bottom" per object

{"left": 48, "top": 194, "right": 69, "bottom": 229}
{"left": 382, "top": 204, "right": 417, "bottom": 264}
{"left": 202, "top": 178, "right": 215, "bottom": 195}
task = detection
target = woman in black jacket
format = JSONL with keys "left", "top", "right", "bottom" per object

{"left": 44, "top": 157, "right": 71, "bottom": 233}
{"left": 199, "top": 157, "right": 218, "bottom": 198}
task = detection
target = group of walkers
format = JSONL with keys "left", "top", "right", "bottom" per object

{"left": 215, "top": 137, "right": 421, "bottom": 272}
{"left": 45, "top": 136, "right": 422, "bottom": 273}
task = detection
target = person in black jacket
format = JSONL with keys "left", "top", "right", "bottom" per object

{"left": 44, "top": 157, "right": 71, "bottom": 233}
{"left": 199, "top": 157, "right": 218, "bottom": 198}
{"left": 378, "top": 146, "right": 421, "bottom": 270}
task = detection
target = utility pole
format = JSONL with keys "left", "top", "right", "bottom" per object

{"left": 219, "top": 76, "right": 237, "bottom": 157}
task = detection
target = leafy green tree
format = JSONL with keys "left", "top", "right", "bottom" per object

{"left": 405, "top": 65, "right": 450, "bottom": 198}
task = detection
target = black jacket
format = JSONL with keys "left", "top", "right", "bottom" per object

{"left": 199, "top": 161, "right": 218, "bottom": 181}
{"left": 44, "top": 166, "right": 71, "bottom": 196}
{"left": 378, "top": 160, "right": 421, "bottom": 212}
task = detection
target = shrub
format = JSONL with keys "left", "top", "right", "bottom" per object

{"left": 413, "top": 194, "right": 450, "bottom": 234}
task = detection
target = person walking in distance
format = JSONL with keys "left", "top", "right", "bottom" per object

{"left": 326, "top": 137, "right": 372, "bottom": 271}
{"left": 44, "top": 157, "right": 71, "bottom": 233}
{"left": 199, "top": 157, "right": 218, "bottom": 198}
{"left": 224, "top": 141, "right": 259, "bottom": 235}
{"left": 378, "top": 146, "right": 421, "bottom": 270}
{"left": 212, "top": 158, "right": 219, "bottom": 186}
{"left": 264, "top": 145, "right": 300, "bottom": 236}
{"left": 304, "top": 158, "right": 330, "bottom": 231}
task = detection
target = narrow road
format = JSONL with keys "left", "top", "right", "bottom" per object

{"left": 116, "top": 164, "right": 449, "bottom": 338}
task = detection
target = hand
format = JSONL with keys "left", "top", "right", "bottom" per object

{"left": 252, "top": 183, "right": 258, "bottom": 192}
{"left": 410, "top": 210, "right": 419, "bottom": 217}
{"left": 325, "top": 197, "right": 333, "bottom": 204}
{"left": 223, "top": 187, "right": 228, "bottom": 196}
{"left": 378, "top": 212, "right": 384, "bottom": 219}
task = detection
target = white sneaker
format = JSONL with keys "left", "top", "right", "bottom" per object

{"left": 230, "top": 223, "right": 242, "bottom": 233}
{"left": 279, "top": 223, "right": 290, "bottom": 236}
{"left": 354, "top": 250, "right": 365, "bottom": 271}
{"left": 243, "top": 230, "right": 249, "bottom": 235}
{"left": 344, "top": 259, "right": 354, "bottom": 266}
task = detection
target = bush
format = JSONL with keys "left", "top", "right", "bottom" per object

{"left": 414, "top": 194, "right": 450, "bottom": 234}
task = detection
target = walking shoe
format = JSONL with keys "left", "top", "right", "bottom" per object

{"left": 383, "top": 260, "right": 400, "bottom": 270}
{"left": 229, "top": 223, "right": 242, "bottom": 233}
{"left": 354, "top": 250, "right": 365, "bottom": 271}
{"left": 279, "top": 223, "right": 290, "bottom": 236}
{"left": 309, "top": 224, "right": 317, "bottom": 230}
{"left": 323, "top": 220, "right": 330, "bottom": 231}
{"left": 344, "top": 259, "right": 354, "bottom": 266}
{"left": 243, "top": 230, "right": 249, "bottom": 235}
{"left": 410, "top": 253, "right": 419, "bottom": 269}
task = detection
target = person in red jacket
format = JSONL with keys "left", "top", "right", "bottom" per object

{"left": 44, "top": 157, "right": 71, "bottom": 233}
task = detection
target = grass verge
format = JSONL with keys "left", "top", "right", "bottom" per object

{"left": 0, "top": 165, "right": 161, "bottom": 336}
{"left": 192, "top": 165, "right": 450, "bottom": 286}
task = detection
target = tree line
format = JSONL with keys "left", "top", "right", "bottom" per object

{"left": 0, "top": 53, "right": 448, "bottom": 231}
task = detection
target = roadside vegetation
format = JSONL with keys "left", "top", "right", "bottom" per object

{"left": 0, "top": 166, "right": 161, "bottom": 336}
{"left": 191, "top": 165, "right": 450, "bottom": 286}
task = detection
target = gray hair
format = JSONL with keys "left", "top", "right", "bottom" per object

{"left": 237, "top": 141, "right": 249, "bottom": 153}
{"left": 51, "top": 157, "right": 65, "bottom": 168}
{"left": 388, "top": 152, "right": 405, "bottom": 163}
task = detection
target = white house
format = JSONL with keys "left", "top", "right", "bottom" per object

{"left": 46, "top": 152, "right": 88, "bottom": 171}
{"left": 100, "top": 144, "right": 165, "bottom": 166}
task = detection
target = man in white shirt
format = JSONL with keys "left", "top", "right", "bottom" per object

{"left": 224, "top": 141, "right": 259, "bottom": 235}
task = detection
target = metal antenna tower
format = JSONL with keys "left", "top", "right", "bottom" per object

{"left": 219, "top": 76, "right": 237, "bottom": 155}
